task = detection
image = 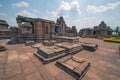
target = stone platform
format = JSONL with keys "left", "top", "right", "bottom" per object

{"left": 56, "top": 56, "right": 90, "bottom": 80}
{"left": 34, "top": 45, "right": 67, "bottom": 64}
{"left": 33, "top": 42, "right": 83, "bottom": 63}
{"left": 53, "top": 36, "right": 79, "bottom": 43}
{"left": 8, "top": 36, "right": 43, "bottom": 44}
{"left": 81, "top": 42, "right": 98, "bottom": 51}
{"left": 55, "top": 42, "right": 83, "bottom": 54}
{"left": 0, "top": 38, "right": 120, "bottom": 80}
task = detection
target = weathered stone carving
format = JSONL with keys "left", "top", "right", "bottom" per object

{"left": 54, "top": 16, "right": 77, "bottom": 37}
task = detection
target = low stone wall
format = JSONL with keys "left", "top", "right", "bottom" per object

{"left": 53, "top": 36, "right": 79, "bottom": 43}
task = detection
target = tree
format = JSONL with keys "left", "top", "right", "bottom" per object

{"left": 114, "top": 26, "right": 120, "bottom": 36}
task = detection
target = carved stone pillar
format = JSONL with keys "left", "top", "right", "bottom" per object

{"left": 50, "top": 22, "right": 54, "bottom": 38}
{"left": 47, "top": 22, "right": 50, "bottom": 34}
{"left": 34, "top": 21, "right": 42, "bottom": 42}
{"left": 60, "top": 23, "right": 65, "bottom": 36}
{"left": 17, "top": 20, "right": 22, "bottom": 34}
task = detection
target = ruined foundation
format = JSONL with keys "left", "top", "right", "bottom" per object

{"left": 34, "top": 45, "right": 67, "bottom": 64}
{"left": 55, "top": 42, "right": 83, "bottom": 54}
{"left": 56, "top": 56, "right": 90, "bottom": 80}
{"left": 82, "top": 42, "right": 98, "bottom": 51}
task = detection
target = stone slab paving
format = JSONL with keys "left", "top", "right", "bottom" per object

{"left": 0, "top": 38, "right": 120, "bottom": 80}
{"left": 6, "top": 61, "right": 22, "bottom": 78}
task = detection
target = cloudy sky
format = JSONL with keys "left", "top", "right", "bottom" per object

{"left": 0, "top": 0, "right": 120, "bottom": 31}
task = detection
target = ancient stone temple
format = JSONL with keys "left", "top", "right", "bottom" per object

{"left": 9, "top": 15, "right": 54, "bottom": 43}
{"left": 0, "top": 20, "right": 11, "bottom": 38}
{"left": 17, "top": 15, "right": 54, "bottom": 40}
{"left": 79, "top": 21, "right": 113, "bottom": 38}
{"left": 54, "top": 16, "right": 77, "bottom": 37}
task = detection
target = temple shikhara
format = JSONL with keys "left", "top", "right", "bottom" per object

{"left": 54, "top": 16, "right": 77, "bottom": 36}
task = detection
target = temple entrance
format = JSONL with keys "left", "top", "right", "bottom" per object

{"left": 21, "top": 22, "right": 34, "bottom": 35}
{"left": 31, "top": 22, "right": 34, "bottom": 34}
{"left": 55, "top": 26, "right": 59, "bottom": 33}
{"left": 43, "top": 26, "right": 48, "bottom": 34}
{"left": 54, "top": 25, "right": 61, "bottom": 35}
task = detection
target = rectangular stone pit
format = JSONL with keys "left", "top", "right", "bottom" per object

{"left": 55, "top": 56, "right": 90, "bottom": 80}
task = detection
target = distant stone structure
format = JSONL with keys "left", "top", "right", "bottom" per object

{"left": 0, "top": 20, "right": 11, "bottom": 38}
{"left": 71, "top": 26, "right": 77, "bottom": 36}
{"left": 10, "top": 26, "right": 19, "bottom": 37}
{"left": 65, "top": 26, "right": 77, "bottom": 37}
{"left": 54, "top": 16, "right": 77, "bottom": 37}
{"left": 79, "top": 21, "right": 113, "bottom": 38}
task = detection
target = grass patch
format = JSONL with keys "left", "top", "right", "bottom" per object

{"left": 104, "top": 37, "right": 120, "bottom": 43}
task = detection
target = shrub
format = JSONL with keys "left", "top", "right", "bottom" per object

{"left": 104, "top": 37, "right": 120, "bottom": 43}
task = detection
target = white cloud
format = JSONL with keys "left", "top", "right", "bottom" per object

{"left": 47, "top": 11, "right": 59, "bottom": 20}
{"left": 71, "top": 0, "right": 81, "bottom": 14}
{"left": 0, "top": 13, "right": 6, "bottom": 16}
{"left": 47, "top": 0, "right": 81, "bottom": 24}
{"left": 12, "top": 1, "right": 29, "bottom": 8}
{"left": 16, "top": 10, "right": 37, "bottom": 18}
{"left": 60, "top": 1, "right": 71, "bottom": 11}
{"left": 75, "top": 16, "right": 97, "bottom": 23}
{"left": 73, "top": 16, "right": 99, "bottom": 29}
{"left": 59, "top": 0, "right": 81, "bottom": 14}
{"left": 0, "top": 4, "right": 2, "bottom": 7}
{"left": 87, "top": 2, "right": 120, "bottom": 13}
{"left": 50, "top": 11, "right": 58, "bottom": 17}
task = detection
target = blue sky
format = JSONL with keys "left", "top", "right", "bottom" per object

{"left": 0, "top": 0, "right": 120, "bottom": 31}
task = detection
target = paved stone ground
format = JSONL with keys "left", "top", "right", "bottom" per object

{"left": 0, "top": 38, "right": 120, "bottom": 80}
